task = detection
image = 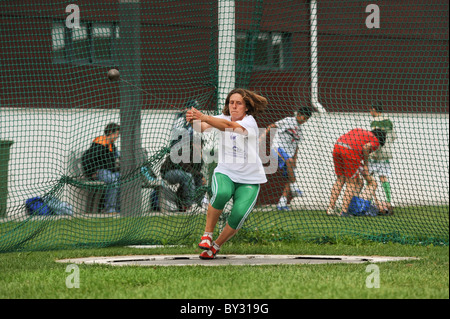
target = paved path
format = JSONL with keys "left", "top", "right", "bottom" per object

{"left": 57, "top": 254, "right": 418, "bottom": 267}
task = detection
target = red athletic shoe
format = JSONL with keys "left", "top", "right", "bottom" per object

{"left": 199, "top": 245, "right": 219, "bottom": 260}
{"left": 198, "top": 234, "right": 213, "bottom": 250}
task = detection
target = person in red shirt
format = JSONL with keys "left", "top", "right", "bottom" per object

{"left": 327, "top": 128, "right": 386, "bottom": 216}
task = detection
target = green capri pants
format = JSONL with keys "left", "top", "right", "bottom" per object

{"left": 210, "top": 172, "right": 260, "bottom": 230}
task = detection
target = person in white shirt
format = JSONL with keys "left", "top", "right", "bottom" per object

{"left": 186, "top": 88, "right": 268, "bottom": 259}
{"left": 260, "top": 107, "right": 312, "bottom": 211}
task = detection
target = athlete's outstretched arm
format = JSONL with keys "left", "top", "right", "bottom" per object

{"left": 186, "top": 107, "right": 247, "bottom": 135}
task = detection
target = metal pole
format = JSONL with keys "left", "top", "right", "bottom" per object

{"left": 310, "top": 0, "right": 329, "bottom": 210}
{"left": 310, "top": 0, "right": 325, "bottom": 114}
{"left": 119, "top": 0, "right": 142, "bottom": 216}
{"left": 218, "top": 0, "right": 235, "bottom": 111}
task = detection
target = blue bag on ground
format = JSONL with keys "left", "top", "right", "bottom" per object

{"left": 25, "top": 196, "right": 73, "bottom": 216}
{"left": 348, "top": 196, "right": 371, "bottom": 216}
{"left": 25, "top": 197, "right": 52, "bottom": 215}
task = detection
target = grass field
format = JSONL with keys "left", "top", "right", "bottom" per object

{"left": 0, "top": 240, "right": 448, "bottom": 301}
{"left": 0, "top": 206, "right": 448, "bottom": 307}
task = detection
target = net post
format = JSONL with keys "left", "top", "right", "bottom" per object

{"left": 309, "top": 0, "right": 328, "bottom": 210}
{"left": 218, "top": 0, "right": 236, "bottom": 111}
{"left": 310, "top": 0, "right": 325, "bottom": 115}
{"left": 118, "top": 0, "right": 142, "bottom": 216}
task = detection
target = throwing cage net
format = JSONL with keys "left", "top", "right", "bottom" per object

{"left": 0, "top": 0, "right": 448, "bottom": 252}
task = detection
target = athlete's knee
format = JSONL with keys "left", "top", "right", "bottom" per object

{"left": 228, "top": 206, "right": 251, "bottom": 230}
{"left": 227, "top": 216, "right": 240, "bottom": 230}
{"left": 228, "top": 209, "right": 247, "bottom": 230}
{"left": 211, "top": 188, "right": 232, "bottom": 209}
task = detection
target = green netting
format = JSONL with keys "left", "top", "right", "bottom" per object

{"left": 0, "top": 0, "right": 448, "bottom": 253}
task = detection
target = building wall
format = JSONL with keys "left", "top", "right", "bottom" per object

{"left": 1, "top": 0, "right": 448, "bottom": 113}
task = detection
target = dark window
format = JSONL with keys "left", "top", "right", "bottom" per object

{"left": 52, "top": 21, "right": 118, "bottom": 65}
{"left": 52, "top": 23, "right": 66, "bottom": 61}
{"left": 236, "top": 31, "right": 291, "bottom": 71}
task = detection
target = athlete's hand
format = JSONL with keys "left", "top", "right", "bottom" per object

{"left": 186, "top": 107, "right": 206, "bottom": 123}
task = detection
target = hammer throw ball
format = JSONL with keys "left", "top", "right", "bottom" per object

{"left": 107, "top": 69, "right": 120, "bottom": 81}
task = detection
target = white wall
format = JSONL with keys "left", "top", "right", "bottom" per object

{"left": 294, "top": 112, "right": 449, "bottom": 209}
{"left": 0, "top": 108, "right": 448, "bottom": 217}
{"left": 0, "top": 108, "right": 175, "bottom": 217}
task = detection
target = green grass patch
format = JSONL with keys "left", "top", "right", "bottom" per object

{"left": 0, "top": 205, "right": 448, "bottom": 301}
{"left": 0, "top": 241, "right": 448, "bottom": 299}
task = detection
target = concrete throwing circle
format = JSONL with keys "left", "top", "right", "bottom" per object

{"left": 56, "top": 254, "right": 418, "bottom": 267}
